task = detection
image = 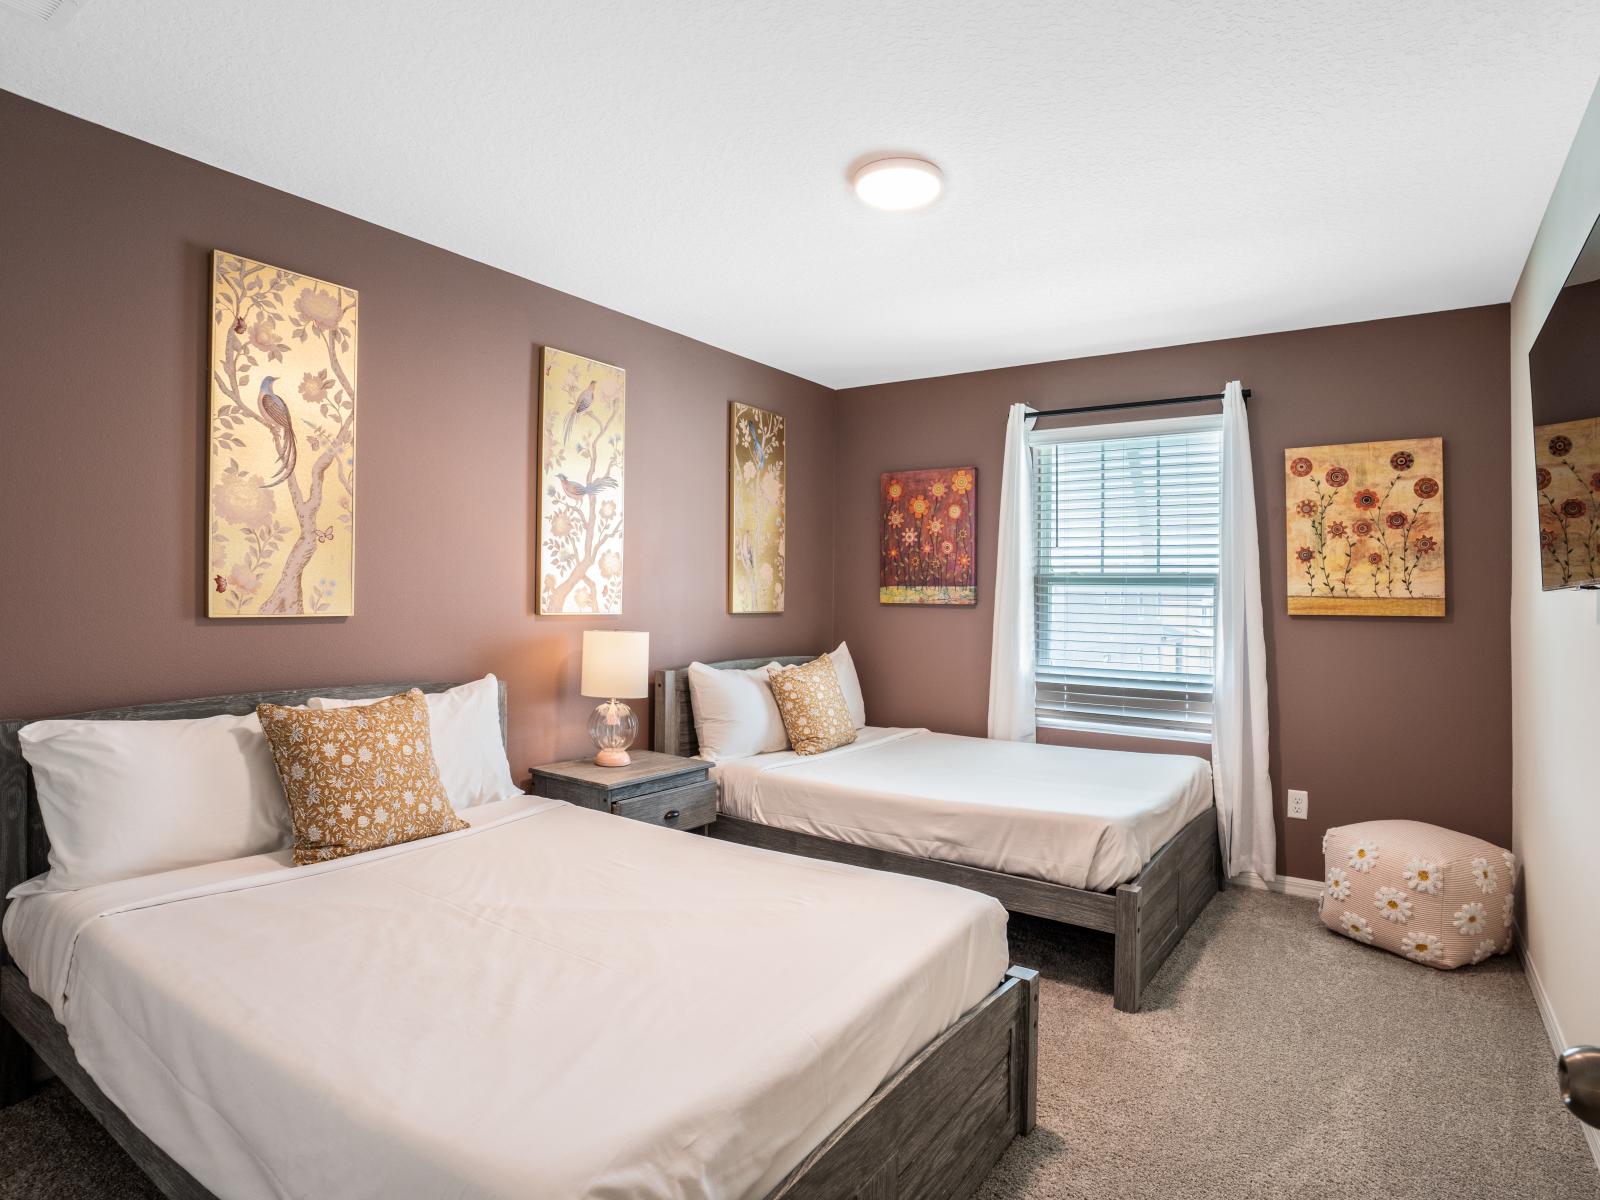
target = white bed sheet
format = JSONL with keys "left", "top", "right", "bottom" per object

{"left": 712, "top": 728, "right": 1214, "bottom": 891}
{"left": 2, "top": 795, "right": 1008, "bottom": 1200}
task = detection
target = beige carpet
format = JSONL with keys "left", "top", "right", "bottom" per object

{"left": 1, "top": 888, "right": 1595, "bottom": 1199}
{"left": 979, "top": 888, "right": 1600, "bottom": 1200}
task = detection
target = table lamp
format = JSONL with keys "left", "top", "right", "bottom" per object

{"left": 581, "top": 630, "right": 649, "bottom": 767}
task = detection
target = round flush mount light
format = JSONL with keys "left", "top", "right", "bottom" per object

{"left": 852, "top": 156, "right": 943, "bottom": 211}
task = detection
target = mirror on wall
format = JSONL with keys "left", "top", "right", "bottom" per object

{"left": 1529, "top": 212, "right": 1600, "bottom": 591}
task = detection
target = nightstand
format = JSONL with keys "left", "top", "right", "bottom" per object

{"left": 529, "top": 751, "right": 716, "bottom": 833}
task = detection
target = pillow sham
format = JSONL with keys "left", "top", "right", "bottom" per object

{"left": 768, "top": 654, "right": 858, "bottom": 756}
{"left": 258, "top": 690, "right": 467, "bottom": 865}
{"left": 307, "top": 675, "right": 520, "bottom": 809}
{"left": 828, "top": 641, "right": 867, "bottom": 729}
{"left": 18, "top": 712, "right": 291, "bottom": 892}
{"left": 686, "top": 661, "right": 789, "bottom": 762}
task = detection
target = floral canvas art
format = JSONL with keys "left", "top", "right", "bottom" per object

{"left": 728, "top": 401, "right": 785, "bottom": 613}
{"left": 1284, "top": 437, "right": 1445, "bottom": 617}
{"left": 539, "top": 347, "right": 625, "bottom": 614}
{"left": 879, "top": 467, "right": 977, "bottom": 605}
{"left": 208, "top": 251, "right": 356, "bottom": 617}
{"left": 1534, "top": 417, "right": 1600, "bottom": 590}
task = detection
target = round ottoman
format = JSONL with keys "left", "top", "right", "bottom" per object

{"left": 1320, "top": 819, "right": 1517, "bottom": 968}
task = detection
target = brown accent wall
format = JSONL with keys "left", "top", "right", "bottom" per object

{"left": 0, "top": 91, "right": 835, "bottom": 774}
{"left": 0, "top": 90, "right": 1514, "bottom": 884}
{"left": 832, "top": 308, "right": 1512, "bottom": 879}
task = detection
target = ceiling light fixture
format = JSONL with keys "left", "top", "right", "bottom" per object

{"left": 852, "top": 157, "right": 943, "bottom": 211}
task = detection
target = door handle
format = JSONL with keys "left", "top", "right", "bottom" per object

{"left": 1560, "top": 1046, "right": 1600, "bottom": 1128}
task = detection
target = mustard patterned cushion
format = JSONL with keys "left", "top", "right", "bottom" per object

{"left": 1320, "top": 819, "right": 1517, "bottom": 969}
{"left": 258, "top": 689, "right": 468, "bottom": 865}
{"left": 768, "top": 654, "right": 858, "bottom": 756}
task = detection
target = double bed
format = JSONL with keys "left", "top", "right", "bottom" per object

{"left": 0, "top": 681, "right": 1038, "bottom": 1200}
{"left": 656, "top": 656, "right": 1224, "bottom": 1014}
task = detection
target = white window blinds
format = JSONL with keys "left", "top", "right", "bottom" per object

{"left": 1032, "top": 420, "right": 1222, "bottom": 739}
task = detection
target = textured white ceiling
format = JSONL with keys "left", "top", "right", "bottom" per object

{"left": 3, "top": 2, "right": 1599, "bottom": 388}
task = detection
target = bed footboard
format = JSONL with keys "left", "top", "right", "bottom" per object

{"left": 0, "top": 1003, "right": 30, "bottom": 1108}
{"left": 2, "top": 965, "right": 213, "bottom": 1196}
{"left": 3, "top": 960, "right": 1037, "bottom": 1200}
{"left": 714, "top": 810, "right": 1221, "bottom": 1013}
{"left": 767, "top": 964, "right": 1039, "bottom": 1200}
{"left": 1112, "top": 806, "right": 1221, "bottom": 1013}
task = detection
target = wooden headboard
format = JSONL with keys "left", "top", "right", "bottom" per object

{"left": 0, "top": 680, "right": 505, "bottom": 953}
{"left": 653, "top": 656, "right": 817, "bottom": 758}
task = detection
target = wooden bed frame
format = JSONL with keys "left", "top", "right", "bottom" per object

{"left": 0, "top": 681, "right": 1038, "bottom": 1200}
{"left": 656, "top": 655, "right": 1224, "bottom": 1014}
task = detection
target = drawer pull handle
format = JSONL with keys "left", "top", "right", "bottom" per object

{"left": 664, "top": 809, "right": 681, "bottom": 821}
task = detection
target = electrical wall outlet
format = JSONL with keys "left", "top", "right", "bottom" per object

{"left": 1287, "top": 789, "right": 1309, "bottom": 820}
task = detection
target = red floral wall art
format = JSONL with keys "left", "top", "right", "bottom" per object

{"left": 1284, "top": 437, "right": 1445, "bottom": 617}
{"left": 1534, "top": 416, "right": 1600, "bottom": 590}
{"left": 879, "top": 467, "right": 976, "bottom": 605}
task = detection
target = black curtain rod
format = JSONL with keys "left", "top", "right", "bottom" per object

{"left": 1025, "top": 389, "right": 1250, "bottom": 422}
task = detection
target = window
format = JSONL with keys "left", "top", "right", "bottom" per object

{"left": 1031, "top": 416, "right": 1222, "bottom": 740}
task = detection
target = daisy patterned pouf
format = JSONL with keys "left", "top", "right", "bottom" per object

{"left": 1320, "top": 819, "right": 1517, "bottom": 968}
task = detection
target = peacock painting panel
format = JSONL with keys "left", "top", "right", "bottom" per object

{"left": 207, "top": 251, "right": 357, "bottom": 617}
{"left": 538, "top": 347, "right": 626, "bottom": 614}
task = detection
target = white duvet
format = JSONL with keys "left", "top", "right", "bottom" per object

{"left": 3, "top": 796, "right": 1008, "bottom": 1200}
{"left": 713, "top": 728, "right": 1214, "bottom": 891}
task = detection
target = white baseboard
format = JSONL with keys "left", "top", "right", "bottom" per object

{"left": 1230, "top": 870, "right": 1324, "bottom": 900}
{"left": 1517, "top": 925, "right": 1600, "bottom": 1175}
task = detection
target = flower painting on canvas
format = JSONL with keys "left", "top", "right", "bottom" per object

{"left": 207, "top": 251, "right": 356, "bottom": 617}
{"left": 539, "top": 347, "right": 625, "bottom": 614}
{"left": 1533, "top": 416, "right": 1600, "bottom": 590}
{"left": 879, "top": 467, "right": 977, "bottom": 605}
{"left": 729, "top": 401, "right": 785, "bottom": 613}
{"left": 1284, "top": 437, "right": 1444, "bottom": 617}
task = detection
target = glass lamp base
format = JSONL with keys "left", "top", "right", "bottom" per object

{"left": 588, "top": 698, "right": 638, "bottom": 768}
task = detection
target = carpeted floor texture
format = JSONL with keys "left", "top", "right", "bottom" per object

{"left": 977, "top": 888, "right": 1599, "bottom": 1200}
{"left": 1, "top": 888, "right": 1595, "bottom": 1199}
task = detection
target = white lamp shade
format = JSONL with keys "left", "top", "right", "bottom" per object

{"left": 581, "top": 630, "right": 649, "bottom": 699}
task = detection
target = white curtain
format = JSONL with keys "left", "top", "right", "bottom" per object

{"left": 1212, "top": 381, "right": 1276, "bottom": 880}
{"left": 987, "top": 403, "right": 1036, "bottom": 742}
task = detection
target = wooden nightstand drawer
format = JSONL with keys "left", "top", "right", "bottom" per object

{"left": 529, "top": 751, "right": 713, "bottom": 832}
{"left": 610, "top": 780, "right": 717, "bottom": 831}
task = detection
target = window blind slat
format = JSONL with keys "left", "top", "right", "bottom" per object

{"left": 1032, "top": 426, "right": 1222, "bottom": 738}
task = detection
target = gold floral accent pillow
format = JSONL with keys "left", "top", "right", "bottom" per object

{"left": 768, "top": 654, "right": 857, "bottom": 756}
{"left": 257, "top": 689, "right": 467, "bottom": 865}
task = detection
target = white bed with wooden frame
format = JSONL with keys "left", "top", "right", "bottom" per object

{"left": 0, "top": 680, "right": 1038, "bottom": 1200}
{"left": 656, "top": 656, "right": 1224, "bottom": 1014}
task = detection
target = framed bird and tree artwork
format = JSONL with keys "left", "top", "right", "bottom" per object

{"left": 728, "top": 401, "right": 786, "bottom": 614}
{"left": 538, "top": 347, "right": 625, "bottom": 614}
{"left": 207, "top": 251, "right": 356, "bottom": 618}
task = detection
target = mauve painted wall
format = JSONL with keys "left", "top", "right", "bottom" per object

{"left": 832, "top": 307, "right": 1512, "bottom": 879}
{"left": 0, "top": 90, "right": 1514, "bottom": 885}
{"left": 0, "top": 92, "right": 834, "bottom": 774}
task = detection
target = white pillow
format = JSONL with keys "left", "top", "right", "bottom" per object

{"left": 19, "top": 712, "right": 291, "bottom": 892}
{"left": 829, "top": 642, "right": 867, "bottom": 729}
{"left": 308, "top": 675, "right": 519, "bottom": 809}
{"left": 686, "top": 661, "right": 789, "bottom": 762}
